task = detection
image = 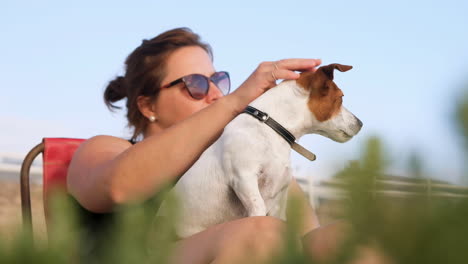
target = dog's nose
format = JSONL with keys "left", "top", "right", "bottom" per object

{"left": 356, "top": 118, "right": 363, "bottom": 128}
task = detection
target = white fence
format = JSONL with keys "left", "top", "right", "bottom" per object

{"left": 0, "top": 152, "right": 42, "bottom": 182}
{"left": 309, "top": 175, "right": 468, "bottom": 208}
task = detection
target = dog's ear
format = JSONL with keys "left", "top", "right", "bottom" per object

{"left": 319, "top": 81, "right": 332, "bottom": 96}
{"left": 320, "top": 64, "right": 353, "bottom": 80}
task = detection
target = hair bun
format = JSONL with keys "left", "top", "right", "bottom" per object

{"left": 104, "top": 76, "right": 127, "bottom": 110}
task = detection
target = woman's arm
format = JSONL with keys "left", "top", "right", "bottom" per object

{"left": 68, "top": 59, "right": 321, "bottom": 213}
{"left": 68, "top": 94, "right": 245, "bottom": 212}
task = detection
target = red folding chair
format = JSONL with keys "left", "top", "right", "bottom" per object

{"left": 20, "top": 138, "right": 86, "bottom": 233}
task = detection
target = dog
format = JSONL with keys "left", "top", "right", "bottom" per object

{"left": 158, "top": 63, "right": 363, "bottom": 238}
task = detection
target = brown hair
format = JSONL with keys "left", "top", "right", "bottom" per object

{"left": 103, "top": 27, "right": 213, "bottom": 141}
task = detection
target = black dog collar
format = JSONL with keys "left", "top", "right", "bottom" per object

{"left": 243, "top": 106, "right": 316, "bottom": 161}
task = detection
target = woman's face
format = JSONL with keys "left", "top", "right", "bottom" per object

{"left": 150, "top": 46, "right": 224, "bottom": 130}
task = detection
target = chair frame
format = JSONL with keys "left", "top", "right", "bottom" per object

{"left": 20, "top": 142, "right": 45, "bottom": 232}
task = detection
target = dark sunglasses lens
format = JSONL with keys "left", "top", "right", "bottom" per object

{"left": 211, "top": 72, "right": 230, "bottom": 95}
{"left": 184, "top": 74, "right": 209, "bottom": 99}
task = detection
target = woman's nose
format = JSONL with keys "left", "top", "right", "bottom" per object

{"left": 205, "top": 82, "right": 223, "bottom": 103}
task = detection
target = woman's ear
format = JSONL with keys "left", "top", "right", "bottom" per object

{"left": 137, "top": 95, "right": 157, "bottom": 120}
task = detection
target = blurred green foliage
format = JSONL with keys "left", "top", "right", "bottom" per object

{"left": 456, "top": 91, "right": 468, "bottom": 150}
{"left": 2, "top": 92, "right": 468, "bottom": 263}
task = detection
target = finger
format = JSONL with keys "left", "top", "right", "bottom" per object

{"left": 271, "top": 69, "right": 300, "bottom": 80}
{"left": 276, "top": 59, "right": 322, "bottom": 71}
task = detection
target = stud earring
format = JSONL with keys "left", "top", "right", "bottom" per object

{"left": 149, "top": 116, "right": 156, "bottom": 122}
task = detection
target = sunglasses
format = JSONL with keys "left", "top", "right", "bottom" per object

{"left": 161, "top": 71, "right": 230, "bottom": 100}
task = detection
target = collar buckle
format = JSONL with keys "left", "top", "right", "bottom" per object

{"left": 258, "top": 112, "right": 269, "bottom": 122}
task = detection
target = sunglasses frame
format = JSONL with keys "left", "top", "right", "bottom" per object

{"left": 160, "top": 71, "right": 230, "bottom": 100}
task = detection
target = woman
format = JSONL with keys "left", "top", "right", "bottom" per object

{"left": 67, "top": 27, "right": 326, "bottom": 263}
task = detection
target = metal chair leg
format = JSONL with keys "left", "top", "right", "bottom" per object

{"left": 20, "top": 142, "right": 44, "bottom": 233}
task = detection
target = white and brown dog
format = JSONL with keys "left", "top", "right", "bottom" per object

{"left": 159, "top": 63, "right": 363, "bottom": 238}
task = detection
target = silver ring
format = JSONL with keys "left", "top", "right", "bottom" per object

{"left": 271, "top": 62, "right": 279, "bottom": 81}
{"left": 271, "top": 71, "right": 277, "bottom": 81}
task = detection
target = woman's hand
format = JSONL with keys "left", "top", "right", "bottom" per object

{"left": 230, "top": 58, "right": 322, "bottom": 113}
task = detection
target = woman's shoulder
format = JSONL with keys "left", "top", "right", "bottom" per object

{"left": 69, "top": 135, "right": 132, "bottom": 176}
{"left": 67, "top": 135, "right": 134, "bottom": 213}
{"left": 67, "top": 136, "right": 133, "bottom": 200}
{"left": 75, "top": 135, "right": 131, "bottom": 155}
{"left": 75, "top": 135, "right": 133, "bottom": 159}
{"left": 85, "top": 135, "right": 134, "bottom": 146}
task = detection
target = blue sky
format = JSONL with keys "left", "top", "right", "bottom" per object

{"left": 2, "top": 0, "right": 468, "bottom": 184}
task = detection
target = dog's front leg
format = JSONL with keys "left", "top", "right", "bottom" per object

{"left": 231, "top": 174, "right": 266, "bottom": 217}
{"left": 267, "top": 168, "right": 292, "bottom": 220}
{"left": 267, "top": 188, "right": 288, "bottom": 221}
